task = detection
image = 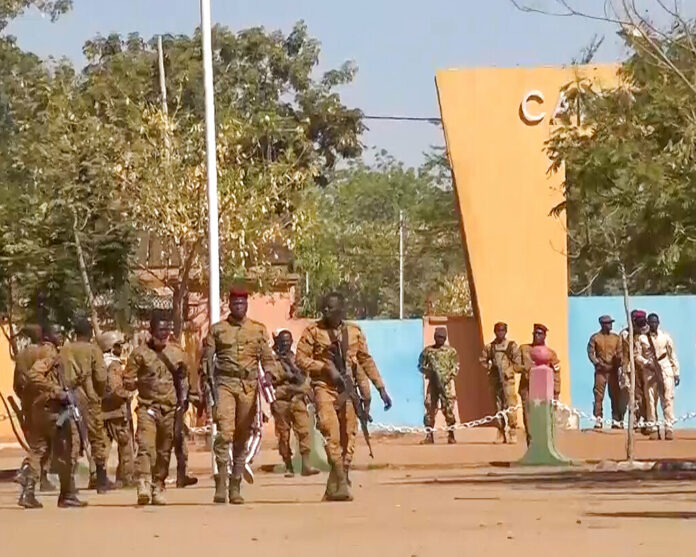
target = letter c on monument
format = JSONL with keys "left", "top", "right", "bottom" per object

{"left": 520, "top": 90, "right": 545, "bottom": 124}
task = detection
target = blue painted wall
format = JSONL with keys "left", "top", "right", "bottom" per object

{"left": 357, "top": 319, "right": 424, "bottom": 426}
{"left": 569, "top": 296, "right": 696, "bottom": 427}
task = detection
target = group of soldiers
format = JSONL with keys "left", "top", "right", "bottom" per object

{"left": 588, "top": 310, "right": 679, "bottom": 439}
{"left": 11, "top": 287, "right": 393, "bottom": 508}
{"left": 415, "top": 322, "right": 560, "bottom": 446}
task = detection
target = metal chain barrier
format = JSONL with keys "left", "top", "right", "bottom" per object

{"left": 370, "top": 405, "right": 522, "bottom": 434}
{"left": 551, "top": 399, "right": 696, "bottom": 430}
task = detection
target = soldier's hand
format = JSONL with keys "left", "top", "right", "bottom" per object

{"left": 379, "top": 388, "right": 392, "bottom": 411}
{"left": 56, "top": 390, "right": 69, "bottom": 404}
{"left": 326, "top": 362, "right": 345, "bottom": 391}
{"left": 675, "top": 376, "right": 681, "bottom": 387}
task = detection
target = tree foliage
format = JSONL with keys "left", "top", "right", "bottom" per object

{"left": 294, "top": 152, "right": 470, "bottom": 319}
{"left": 548, "top": 10, "right": 696, "bottom": 295}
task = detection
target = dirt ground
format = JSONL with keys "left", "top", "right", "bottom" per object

{"left": 2, "top": 428, "right": 696, "bottom": 557}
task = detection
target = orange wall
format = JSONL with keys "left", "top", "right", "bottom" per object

{"left": 0, "top": 328, "right": 14, "bottom": 440}
{"left": 436, "top": 65, "right": 618, "bottom": 403}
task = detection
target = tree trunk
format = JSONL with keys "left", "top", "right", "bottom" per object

{"left": 620, "top": 263, "right": 635, "bottom": 463}
{"left": 172, "top": 246, "right": 198, "bottom": 341}
{"left": 72, "top": 211, "right": 102, "bottom": 336}
{"left": 1, "top": 277, "right": 18, "bottom": 359}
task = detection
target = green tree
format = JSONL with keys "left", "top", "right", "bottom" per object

{"left": 295, "top": 152, "right": 470, "bottom": 319}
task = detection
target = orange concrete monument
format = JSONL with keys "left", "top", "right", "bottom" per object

{"left": 436, "top": 65, "right": 618, "bottom": 403}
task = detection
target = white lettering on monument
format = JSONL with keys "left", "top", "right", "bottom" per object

{"left": 520, "top": 90, "right": 568, "bottom": 124}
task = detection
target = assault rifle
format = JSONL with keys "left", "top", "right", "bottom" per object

{"left": 329, "top": 327, "right": 374, "bottom": 458}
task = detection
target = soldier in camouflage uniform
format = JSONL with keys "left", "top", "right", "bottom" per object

{"left": 124, "top": 314, "right": 188, "bottom": 506}
{"left": 203, "top": 287, "right": 279, "bottom": 505}
{"left": 517, "top": 324, "right": 561, "bottom": 445}
{"left": 418, "top": 327, "right": 460, "bottom": 445}
{"left": 20, "top": 324, "right": 88, "bottom": 509}
{"left": 98, "top": 331, "right": 136, "bottom": 488}
{"left": 270, "top": 329, "right": 319, "bottom": 477}
{"left": 479, "top": 322, "right": 521, "bottom": 444}
{"left": 297, "top": 292, "right": 392, "bottom": 502}
{"left": 61, "top": 318, "right": 109, "bottom": 493}
{"left": 13, "top": 324, "right": 59, "bottom": 492}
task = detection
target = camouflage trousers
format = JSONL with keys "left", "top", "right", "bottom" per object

{"left": 105, "top": 417, "right": 134, "bottom": 482}
{"left": 26, "top": 408, "right": 79, "bottom": 483}
{"left": 77, "top": 391, "right": 108, "bottom": 467}
{"left": 135, "top": 405, "right": 175, "bottom": 487}
{"left": 213, "top": 380, "right": 257, "bottom": 477}
{"left": 272, "top": 396, "right": 311, "bottom": 461}
{"left": 314, "top": 384, "right": 357, "bottom": 467}
{"left": 423, "top": 378, "right": 456, "bottom": 428}
{"left": 489, "top": 372, "right": 518, "bottom": 431}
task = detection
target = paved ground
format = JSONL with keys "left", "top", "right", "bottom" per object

{"left": 1, "top": 428, "right": 696, "bottom": 556}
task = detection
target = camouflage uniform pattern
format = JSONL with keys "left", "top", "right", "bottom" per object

{"left": 203, "top": 317, "right": 278, "bottom": 477}
{"left": 102, "top": 354, "right": 134, "bottom": 483}
{"left": 418, "top": 345, "right": 460, "bottom": 428}
{"left": 24, "top": 354, "right": 83, "bottom": 485}
{"left": 296, "top": 321, "right": 385, "bottom": 467}
{"left": 270, "top": 351, "right": 313, "bottom": 461}
{"left": 479, "top": 339, "right": 520, "bottom": 431}
{"left": 61, "top": 341, "right": 107, "bottom": 466}
{"left": 517, "top": 344, "right": 561, "bottom": 441}
{"left": 124, "top": 342, "right": 186, "bottom": 487}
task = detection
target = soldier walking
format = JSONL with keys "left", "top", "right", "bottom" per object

{"left": 587, "top": 315, "right": 622, "bottom": 429}
{"left": 98, "top": 331, "right": 136, "bottom": 487}
{"left": 646, "top": 313, "right": 680, "bottom": 440}
{"left": 479, "top": 322, "right": 520, "bottom": 444}
{"left": 124, "top": 314, "right": 188, "bottom": 505}
{"left": 203, "top": 287, "right": 279, "bottom": 505}
{"left": 61, "top": 318, "right": 109, "bottom": 493}
{"left": 173, "top": 353, "right": 200, "bottom": 489}
{"left": 19, "top": 323, "right": 88, "bottom": 509}
{"left": 419, "top": 327, "right": 460, "bottom": 445}
{"left": 518, "top": 324, "right": 560, "bottom": 445}
{"left": 270, "top": 329, "right": 319, "bottom": 477}
{"left": 296, "top": 292, "right": 392, "bottom": 502}
{"left": 13, "top": 324, "right": 59, "bottom": 492}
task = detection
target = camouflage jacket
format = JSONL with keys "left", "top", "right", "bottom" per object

{"left": 202, "top": 317, "right": 278, "bottom": 388}
{"left": 296, "top": 320, "right": 385, "bottom": 392}
{"left": 124, "top": 341, "right": 186, "bottom": 410}
{"left": 419, "top": 345, "right": 460, "bottom": 383}
{"left": 61, "top": 340, "right": 107, "bottom": 405}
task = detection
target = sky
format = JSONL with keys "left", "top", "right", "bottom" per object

{"left": 5, "top": 0, "right": 642, "bottom": 167}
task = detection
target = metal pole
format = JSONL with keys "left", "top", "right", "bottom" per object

{"left": 399, "top": 210, "right": 404, "bottom": 319}
{"left": 201, "top": 0, "right": 220, "bottom": 325}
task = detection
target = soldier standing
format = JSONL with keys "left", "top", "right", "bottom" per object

{"left": 124, "top": 314, "right": 188, "bottom": 505}
{"left": 419, "top": 327, "right": 460, "bottom": 445}
{"left": 479, "top": 322, "right": 520, "bottom": 444}
{"left": 98, "top": 331, "right": 136, "bottom": 487}
{"left": 622, "top": 310, "right": 653, "bottom": 435}
{"left": 13, "top": 324, "right": 59, "bottom": 492}
{"left": 296, "top": 292, "right": 392, "bottom": 502}
{"left": 518, "top": 324, "right": 561, "bottom": 445}
{"left": 587, "top": 315, "right": 622, "bottom": 429}
{"left": 270, "top": 329, "right": 320, "bottom": 477}
{"left": 19, "top": 324, "right": 88, "bottom": 509}
{"left": 61, "top": 318, "right": 109, "bottom": 493}
{"left": 203, "top": 287, "right": 278, "bottom": 505}
{"left": 646, "top": 313, "right": 679, "bottom": 440}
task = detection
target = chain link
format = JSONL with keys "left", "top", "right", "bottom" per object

{"left": 551, "top": 400, "right": 696, "bottom": 430}
{"left": 370, "top": 405, "right": 522, "bottom": 434}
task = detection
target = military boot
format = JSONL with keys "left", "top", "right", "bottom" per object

{"left": 420, "top": 432, "right": 434, "bottom": 445}
{"left": 447, "top": 431, "right": 457, "bottom": 444}
{"left": 58, "top": 474, "right": 87, "bottom": 508}
{"left": 213, "top": 473, "right": 228, "bottom": 504}
{"left": 300, "top": 453, "right": 319, "bottom": 477}
{"left": 151, "top": 483, "right": 167, "bottom": 506}
{"left": 96, "top": 464, "right": 111, "bottom": 494}
{"left": 137, "top": 478, "right": 151, "bottom": 505}
{"left": 18, "top": 479, "right": 43, "bottom": 509}
{"left": 14, "top": 461, "right": 29, "bottom": 486}
{"left": 87, "top": 472, "right": 97, "bottom": 490}
{"left": 39, "top": 469, "right": 57, "bottom": 492}
{"left": 331, "top": 464, "right": 353, "bottom": 502}
{"left": 283, "top": 459, "right": 295, "bottom": 478}
{"left": 322, "top": 465, "right": 338, "bottom": 501}
{"left": 228, "top": 476, "right": 244, "bottom": 505}
{"left": 176, "top": 463, "right": 198, "bottom": 488}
